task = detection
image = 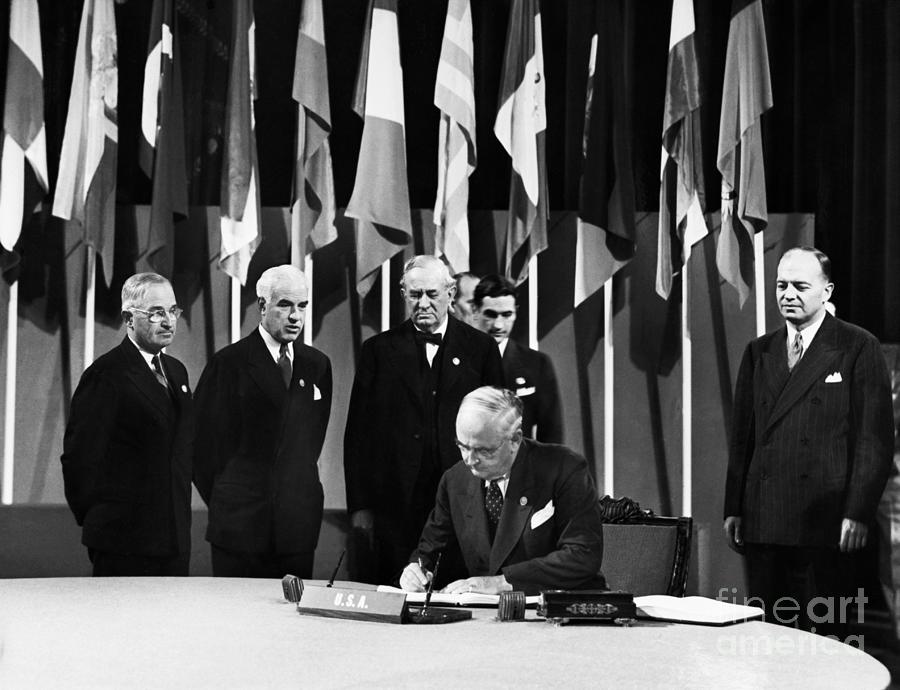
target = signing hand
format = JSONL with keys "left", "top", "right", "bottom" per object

{"left": 399, "top": 562, "right": 432, "bottom": 592}
{"left": 839, "top": 518, "right": 868, "bottom": 553}
{"left": 442, "top": 576, "right": 512, "bottom": 595}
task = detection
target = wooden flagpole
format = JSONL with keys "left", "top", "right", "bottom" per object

{"left": 2, "top": 280, "right": 17, "bottom": 505}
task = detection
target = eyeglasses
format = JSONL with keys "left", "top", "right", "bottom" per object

{"left": 131, "top": 306, "right": 183, "bottom": 323}
{"left": 455, "top": 438, "right": 507, "bottom": 460}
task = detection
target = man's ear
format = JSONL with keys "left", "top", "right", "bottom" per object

{"left": 122, "top": 311, "right": 133, "bottom": 327}
{"left": 257, "top": 297, "right": 266, "bottom": 313}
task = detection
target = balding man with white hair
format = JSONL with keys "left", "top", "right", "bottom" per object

{"left": 345, "top": 255, "right": 503, "bottom": 584}
{"left": 195, "top": 265, "right": 332, "bottom": 578}
{"left": 401, "top": 387, "right": 604, "bottom": 595}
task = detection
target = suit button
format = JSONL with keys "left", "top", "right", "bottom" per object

{"left": 760, "top": 472, "right": 768, "bottom": 480}
{"left": 413, "top": 433, "right": 421, "bottom": 440}
{"left": 811, "top": 397, "right": 821, "bottom": 405}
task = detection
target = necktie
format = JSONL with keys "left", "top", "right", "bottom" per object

{"left": 151, "top": 355, "right": 169, "bottom": 390}
{"left": 414, "top": 330, "right": 442, "bottom": 347}
{"left": 278, "top": 343, "right": 292, "bottom": 389}
{"left": 485, "top": 480, "right": 504, "bottom": 528}
{"left": 788, "top": 332, "right": 804, "bottom": 371}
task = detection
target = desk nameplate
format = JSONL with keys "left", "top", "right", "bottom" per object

{"left": 297, "top": 585, "right": 407, "bottom": 624}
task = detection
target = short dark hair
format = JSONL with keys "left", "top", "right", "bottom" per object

{"left": 473, "top": 274, "right": 517, "bottom": 308}
{"left": 782, "top": 246, "right": 832, "bottom": 282}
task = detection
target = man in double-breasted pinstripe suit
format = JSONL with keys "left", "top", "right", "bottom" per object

{"left": 724, "top": 247, "right": 893, "bottom": 632}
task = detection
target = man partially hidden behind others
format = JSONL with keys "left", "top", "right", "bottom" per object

{"left": 724, "top": 247, "right": 893, "bottom": 631}
{"left": 194, "top": 265, "right": 332, "bottom": 578}
{"left": 61, "top": 273, "right": 194, "bottom": 576}
{"left": 401, "top": 387, "right": 604, "bottom": 595}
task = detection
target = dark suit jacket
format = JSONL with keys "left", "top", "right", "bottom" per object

{"left": 194, "top": 329, "right": 332, "bottom": 554}
{"left": 502, "top": 339, "right": 563, "bottom": 443}
{"left": 61, "top": 337, "right": 194, "bottom": 557}
{"left": 413, "top": 439, "right": 605, "bottom": 594}
{"left": 344, "top": 318, "right": 503, "bottom": 540}
{"left": 724, "top": 314, "right": 893, "bottom": 547}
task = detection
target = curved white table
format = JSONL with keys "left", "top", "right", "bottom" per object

{"left": 0, "top": 578, "right": 889, "bottom": 689}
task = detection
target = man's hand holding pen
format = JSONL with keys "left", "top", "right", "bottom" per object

{"left": 443, "top": 576, "right": 511, "bottom": 595}
{"left": 399, "top": 560, "right": 433, "bottom": 593}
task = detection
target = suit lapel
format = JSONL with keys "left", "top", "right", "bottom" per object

{"left": 389, "top": 321, "right": 425, "bottom": 403}
{"left": 766, "top": 316, "right": 841, "bottom": 432}
{"left": 119, "top": 338, "right": 171, "bottom": 420}
{"left": 461, "top": 472, "right": 493, "bottom": 562}
{"left": 438, "top": 318, "right": 467, "bottom": 395}
{"left": 245, "top": 330, "right": 289, "bottom": 408}
{"left": 759, "top": 328, "right": 791, "bottom": 405}
{"left": 489, "top": 444, "right": 534, "bottom": 573}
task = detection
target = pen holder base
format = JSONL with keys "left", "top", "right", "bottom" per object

{"left": 405, "top": 606, "right": 473, "bottom": 624}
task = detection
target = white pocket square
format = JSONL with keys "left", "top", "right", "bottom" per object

{"left": 530, "top": 500, "right": 555, "bottom": 529}
{"left": 313, "top": 384, "right": 322, "bottom": 401}
{"left": 824, "top": 372, "right": 843, "bottom": 383}
{"left": 516, "top": 386, "right": 536, "bottom": 397}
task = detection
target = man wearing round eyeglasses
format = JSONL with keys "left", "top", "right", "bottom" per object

{"left": 344, "top": 255, "right": 503, "bottom": 585}
{"left": 194, "top": 265, "right": 332, "bottom": 578}
{"left": 400, "top": 386, "right": 604, "bottom": 595}
{"left": 61, "top": 273, "right": 195, "bottom": 576}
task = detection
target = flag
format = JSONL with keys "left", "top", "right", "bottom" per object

{"left": 346, "top": 0, "right": 411, "bottom": 297}
{"left": 0, "top": 0, "right": 48, "bottom": 284}
{"left": 494, "top": 0, "right": 548, "bottom": 286}
{"left": 716, "top": 0, "right": 773, "bottom": 306}
{"left": 51, "top": 0, "right": 117, "bottom": 287}
{"left": 656, "top": 0, "right": 707, "bottom": 300}
{"left": 291, "top": 0, "right": 336, "bottom": 264}
{"left": 433, "top": 0, "right": 476, "bottom": 275}
{"left": 574, "top": 0, "right": 636, "bottom": 307}
{"left": 140, "top": 0, "right": 188, "bottom": 278}
{"left": 219, "top": 0, "right": 260, "bottom": 285}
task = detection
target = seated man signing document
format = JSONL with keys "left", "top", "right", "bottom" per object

{"left": 401, "top": 387, "right": 604, "bottom": 595}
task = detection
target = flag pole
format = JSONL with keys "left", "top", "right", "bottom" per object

{"left": 2, "top": 280, "right": 18, "bottom": 505}
{"left": 304, "top": 252, "right": 313, "bottom": 346}
{"left": 231, "top": 276, "right": 241, "bottom": 343}
{"left": 603, "top": 276, "right": 614, "bottom": 498}
{"left": 84, "top": 247, "right": 96, "bottom": 370}
{"left": 528, "top": 255, "right": 538, "bottom": 350}
{"left": 681, "top": 261, "right": 692, "bottom": 518}
{"left": 380, "top": 258, "right": 390, "bottom": 333}
{"left": 754, "top": 232, "right": 765, "bottom": 337}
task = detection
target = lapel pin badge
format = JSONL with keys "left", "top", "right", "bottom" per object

{"left": 519, "top": 496, "right": 528, "bottom": 506}
{"left": 452, "top": 357, "right": 460, "bottom": 366}
{"left": 516, "top": 376, "right": 526, "bottom": 385}
{"left": 180, "top": 384, "right": 188, "bottom": 393}
{"left": 299, "top": 378, "right": 306, "bottom": 387}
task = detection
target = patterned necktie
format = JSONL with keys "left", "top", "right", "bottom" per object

{"left": 485, "top": 480, "right": 504, "bottom": 527}
{"left": 278, "top": 343, "right": 292, "bottom": 389}
{"left": 151, "top": 355, "right": 169, "bottom": 390}
{"left": 787, "top": 331, "right": 804, "bottom": 371}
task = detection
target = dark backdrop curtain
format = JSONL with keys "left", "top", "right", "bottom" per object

{"left": 0, "top": 0, "right": 898, "bottom": 339}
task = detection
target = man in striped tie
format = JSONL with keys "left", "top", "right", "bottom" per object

{"left": 724, "top": 247, "right": 893, "bottom": 633}
{"left": 194, "top": 265, "right": 332, "bottom": 578}
{"left": 61, "top": 273, "right": 194, "bottom": 576}
{"left": 400, "top": 386, "right": 604, "bottom": 595}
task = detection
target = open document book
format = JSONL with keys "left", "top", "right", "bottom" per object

{"left": 635, "top": 595, "right": 765, "bottom": 625}
{"left": 376, "top": 585, "right": 540, "bottom": 607}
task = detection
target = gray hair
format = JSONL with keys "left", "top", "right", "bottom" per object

{"left": 400, "top": 255, "right": 454, "bottom": 290}
{"left": 458, "top": 386, "right": 523, "bottom": 438}
{"left": 256, "top": 265, "right": 308, "bottom": 304}
{"left": 121, "top": 273, "right": 171, "bottom": 312}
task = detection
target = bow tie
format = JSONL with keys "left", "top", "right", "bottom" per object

{"left": 414, "top": 330, "right": 443, "bottom": 347}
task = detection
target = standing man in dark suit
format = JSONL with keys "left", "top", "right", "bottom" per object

{"left": 401, "top": 387, "right": 603, "bottom": 595}
{"left": 194, "top": 265, "right": 332, "bottom": 578}
{"left": 344, "top": 255, "right": 503, "bottom": 584}
{"left": 724, "top": 247, "right": 893, "bottom": 631}
{"left": 473, "top": 274, "right": 563, "bottom": 443}
{"left": 61, "top": 273, "right": 193, "bottom": 576}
